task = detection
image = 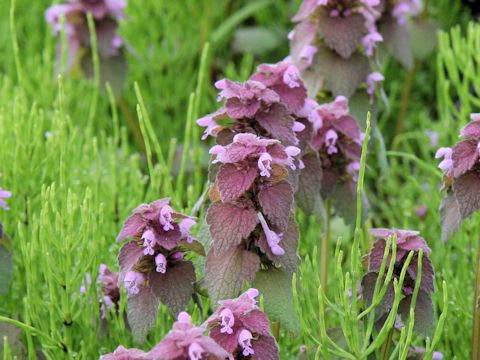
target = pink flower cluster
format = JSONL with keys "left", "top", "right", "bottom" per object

{"left": 45, "top": 0, "right": 126, "bottom": 72}
{"left": 289, "top": 0, "right": 421, "bottom": 97}
{"left": 295, "top": 95, "right": 364, "bottom": 221}
{"left": 197, "top": 60, "right": 307, "bottom": 303}
{"left": 101, "top": 289, "right": 280, "bottom": 360}
{"left": 116, "top": 198, "right": 197, "bottom": 340}
{"left": 362, "top": 228, "right": 435, "bottom": 337}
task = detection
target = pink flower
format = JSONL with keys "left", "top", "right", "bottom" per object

{"left": 325, "top": 129, "right": 339, "bottom": 154}
{"left": 206, "top": 289, "right": 280, "bottom": 359}
{"left": 159, "top": 205, "right": 175, "bottom": 231}
{"left": 147, "top": 312, "right": 230, "bottom": 360}
{"left": 0, "top": 189, "right": 12, "bottom": 210}
{"left": 123, "top": 271, "right": 145, "bottom": 296}
{"left": 257, "top": 212, "right": 285, "bottom": 256}
{"left": 258, "top": 152, "right": 273, "bottom": 177}
{"left": 366, "top": 72, "right": 384, "bottom": 95}
{"left": 435, "top": 147, "right": 453, "bottom": 176}
{"left": 219, "top": 308, "right": 235, "bottom": 334}
{"left": 238, "top": 329, "right": 255, "bottom": 356}
{"left": 155, "top": 253, "right": 167, "bottom": 273}
{"left": 362, "top": 28, "right": 383, "bottom": 56}
{"left": 141, "top": 229, "right": 156, "bottom": 255}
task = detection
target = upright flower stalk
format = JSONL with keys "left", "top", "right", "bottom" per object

{"left": 197, "top": 60, "right": 307, "bottom": 306}
{"left": 436, "top": 113, "right": 480, "bottom": 359}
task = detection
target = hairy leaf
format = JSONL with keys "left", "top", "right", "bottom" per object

{"left": 206, "top": 202, "right": 258, "bottom": 256}
{"left": 257, "top": 103, "right": 297, "bottom": 145}
{"left": 217, "top": 164, "right": 258, "bottom": 202}
{"left": 317, "top": 13, "right": 366, "bottom": 58}
{"left": 118, "top": 240, "right": 144, "bottom": 283}
{"left": 440, "top": 191, "right": 461, "bottom": 241}
{"left": 127, "top": 287, "right": 159, "bottom": 342}
{"left": 253, "top": 268, "right": 300, "bottom": 333}
{"left": 258, "top": 181, "right": 294, "bottom": 230}
{"left": 252, "top": 334, "right": 280, "bottom": 360}
{"left": 398, "top": 290, "right": 434, "bottom": 338}
{"left": 205, "top": 247, "right": 260, "bottom": 305}
{"left": 295, "top": 153, "right": 325, "bottom": 217}
{"left": 149, "top": 261, "right": 195, "bottom": 315}
{"left": 380, "top": 17, "right": 413, "bottom": 69}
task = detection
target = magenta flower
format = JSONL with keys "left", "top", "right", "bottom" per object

{"left": 45, "top": 0, "right": 126, "bottom": 80}
{"left": 147, "top": 312, "right": 230, "bottom": 360}
{"left": 436, "top": 113, "right": 480, "bottom": 240}
{"left": 117, "top": 198, "right": 197, "bottom": 340}
{"left": 205, "top": 289, "right": 280, "bottom": 360}
{"left": 366, "top": 72, "right": 384, "bottom": 96}
{"left": 0, "top": 189, "right": 12, "bottom": 210}
{"left": 362, "top": 228, "right": 435, "bottom": 337}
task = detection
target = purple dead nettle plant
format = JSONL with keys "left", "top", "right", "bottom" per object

{"left": 289, "top": 0, "right": 384, "bottom": 98}
{"left": 101, "top": 312, "right": 230, "bottom": 360}
{"left": 45, "top": 0, "right": 126, "bottom": 89}
{"left": 289, "top": 0, "right": 424, "bottom": 98}
{"left": 436, "top": 114, "right": 480, "bottom": 241}
{"left": 205, "top": 288, "right": 280, "bottom": 360}
{"left": 116, "top": 198, "right": 197, "bottom": 340}
{"left": 296, "top": 95, "right": 365, "bottom": 222}
{"left": 361, "top": 228, "right": 435, "bottom": 337}
{"left": 196, "top": 60, "right": 308, "bottom": 304}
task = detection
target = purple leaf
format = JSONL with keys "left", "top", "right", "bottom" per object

{"left": 407, "top": 255, "right": 435, "bottom": 294}
{"left": 440, "top": 191, "right": 461, "bottom": 242}
{"left": 256, "top": 103, "right": 297, "bottom": 145}
{"left": 100, "top": 346, "right": 147, "bottom": 360}
{"left": 398, "top": 290, "right": 434, "bottom": 338}
{"left": 452, "top": 140, "right": 479, "bottom": 178}
{"left": 117, "top": 213, "right": 144, "bottom": 241}
{"left": 368, "top": 239, "right": 387, "bottom": 272}
{"left": 149, "top": 261, "right": 196, "bottom": 315}
{"left": 152, "top": 223, "right": 183, "bottom": 250}
{"left": 461, "top": 118, "right": 480, "bottom": 138}
{"left": 361, "top": 272, "right": 395, "bottom": 320}
{"left": 271, "top": 83, "right": 307, "bottom": 114}
{"left": 317, "top": 13, "right": 366, "bottom": 58}
{"left": 453, "top": 171, "right": 480, "bottom": 220}
{"left": 333, "top": 115, "right": 362, "bottom": 141}
{"left": 206, "top": 202, "right": 258, "bottom": 256}
{"left": 240, "top": 309, "right": 271, "bottom": 336}
{"left": 331, "top": 180, "right": 364, "bottom": 225}
{"left": 292, "top": 0, "right": 319, "bottom": 21}
{"left": 295, "top": 153, "right": 324, "bottom": 217}
{"left": 258, "top": 181, "right": 294, "bottom": 230}
{"left": 127, "top": 286, "right": 159, "bottom": 342}
{"left": 216, "top": 164, "right": 258, "bottom": 202}
{"left": 205, "top": 247, "right": 260, "bottom": 305}
{"left": 118, "top": 241, "right": 144, "bottom": 283}
{"left": 252, "top": 334, "right": 280, "bottom": 360}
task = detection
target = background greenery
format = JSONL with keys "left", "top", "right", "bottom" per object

{"left": 0, "top": 0, "right": 479, "bottom": 358}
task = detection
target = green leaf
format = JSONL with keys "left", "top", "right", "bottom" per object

{"left": 253, "top": 268, "right": 300, "bottom": 334}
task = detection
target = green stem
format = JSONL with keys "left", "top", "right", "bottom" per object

{"left": 117, "top": 98, "right": 146, "bottom": 153}
{"left": 473, "top": 237, "right": 480, "bottom": 360}
{"left": 380, "top": 328, "right": 394, "bottom": 360}
{"left": 393, "top": 65, "right": 416, "bottom": 145}
{"left": 272, "top": 321, "right": 281, "bottom": 341}
{"left": 320, "top": 199, "right": 331, "bottom": 295}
